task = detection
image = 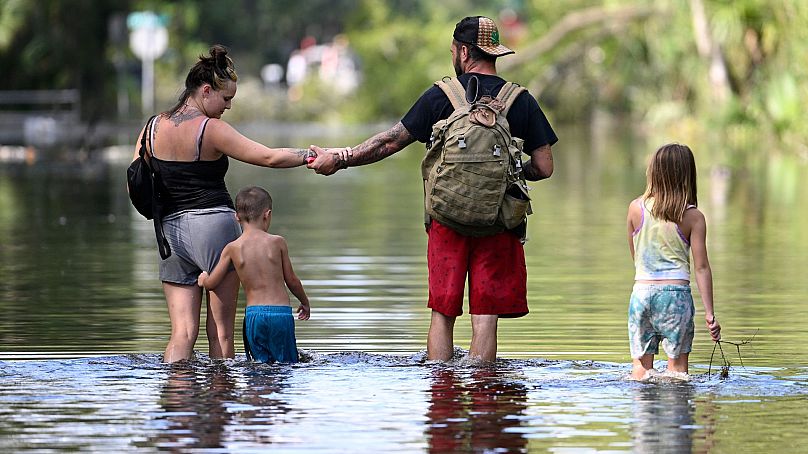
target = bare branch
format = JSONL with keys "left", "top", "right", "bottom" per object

{"left": 707, "top": 330, "right": 758, "bottom": 378}
{"left": 499, "top": 4, "right": 658, "bottom": 73}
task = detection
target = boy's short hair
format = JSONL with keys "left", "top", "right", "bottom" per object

{"left": 235, "top": 186, "right": 272, "bottom": 222}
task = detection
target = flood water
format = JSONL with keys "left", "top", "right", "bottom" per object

{"left": 1, "top": 123, "right": 807, "bottom": 452}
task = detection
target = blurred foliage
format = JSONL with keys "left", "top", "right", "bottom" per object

{"left": 0, "top": 0, "right": 129, "bottom": 121}
{"left": 0, "top": 0, "right": 806, "bottom": 160}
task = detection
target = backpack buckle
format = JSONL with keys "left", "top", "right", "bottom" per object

{"left": 493, "top": 145, "right": 501, "bottom": 157}
{"left": 458, "top": 136, "right": 467, "bottom": 149}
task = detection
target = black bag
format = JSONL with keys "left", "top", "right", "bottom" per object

{"left": 126, "top": 115, "right": 171, "bottom": 259}
{"left": 127, "top": 115, "right": 157, "bottom": 219}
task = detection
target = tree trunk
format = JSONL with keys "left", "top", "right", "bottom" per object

{"left": 689, "top": 0, "right": 732, "bottom": 103}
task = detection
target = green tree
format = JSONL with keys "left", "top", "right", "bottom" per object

{"left": 0, "top": 0, "right": 132, "bottom": 121}
{"left": 0, "top": 0, "right": 806, "bottom": 157}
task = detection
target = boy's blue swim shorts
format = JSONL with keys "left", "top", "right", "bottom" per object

{"left": 243, "top": 305, "right": 299, "bottom": 363}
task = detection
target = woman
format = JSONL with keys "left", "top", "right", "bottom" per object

{"left": 132, "top": 45, "right": 317, "bottom": 362}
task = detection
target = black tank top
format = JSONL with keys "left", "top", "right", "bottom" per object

{"left": 149, "top": 117, "right": 235, "bottom": 216}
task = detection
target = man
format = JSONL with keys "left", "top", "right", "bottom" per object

{"left": 308, "top": 16, "right": 557, "bottom": 362}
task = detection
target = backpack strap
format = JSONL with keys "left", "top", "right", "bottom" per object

{"left": 435, "top": 77, "right": 468, "bottom": 110}
{"left": 496, "top": 82, "right": 526, "bottom": 117}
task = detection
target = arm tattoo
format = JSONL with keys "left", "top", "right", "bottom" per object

{"left": 348, "top": 122, "right": 415, "bottom": 167}
{"left": 524, "top": 145, "right": 552, "bottom": 181}
{"left": 523, "top": 162, "right": 541, "bottom": 181}
{"left": 331, "top": 153, "right": 347, "bottom": 169}
{"left": 287, "top": 148, "right": 316, "bottom": 164}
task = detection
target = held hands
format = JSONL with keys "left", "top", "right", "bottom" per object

{"left": 306, "top": 145, "right": 352, "bottom": 175}
{"left": 297, "top": 302, "right": 311, "bottom": 320}
{"left": 706, "top": 316, "right": 721, "bottom": 341}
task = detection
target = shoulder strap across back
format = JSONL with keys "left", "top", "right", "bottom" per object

{"left": 140, "top": 115, "right": 157, "bottom": 158}
{"left": 496, "top": 82, "right": 526, "bottom": 117}
{"left": 435, "top": 77, "right": 467, "bottom": 110}
{"left": 435, "top": 77, "right": 526, "bottom": 116}
{"left": 194, "top": 117, "right": 211, "bottom": 161}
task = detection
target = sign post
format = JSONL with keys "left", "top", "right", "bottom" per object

{"left": 127, "top": 12, "right": 168, "bottom": 115}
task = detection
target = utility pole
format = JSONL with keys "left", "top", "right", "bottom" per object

{"left": 127, "top": 11, "right": 169, "bottom": 116}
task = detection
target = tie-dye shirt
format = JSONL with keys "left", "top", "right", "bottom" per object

{"left": 632, "top": 198, "right": 692, "bottom": 281}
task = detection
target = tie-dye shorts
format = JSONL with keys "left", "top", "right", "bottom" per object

{"left": 628, "top": 283, "right": 695, "bottom": 359}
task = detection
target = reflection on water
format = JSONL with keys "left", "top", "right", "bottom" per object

{"left": 631, "top": 383, "right": 698, "bottom": 454}
{"left": 235, "top": 365, "right": 295, "bottom": 445}
{"left": 147, "top": 362, "right": 240, "bottom": 450}
{"left": 1, "top": 354, "right": 807, "bottom": 452}
{"left": 426, "top": 366, "right": 528, "bottom": 453}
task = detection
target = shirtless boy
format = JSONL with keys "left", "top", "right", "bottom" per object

{"left": 198, "top": 186, "right": 310, "bottom": 363}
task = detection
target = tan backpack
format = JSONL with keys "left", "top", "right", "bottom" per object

{"left": 421, "top": 76, "right": 532, "bottom": 237}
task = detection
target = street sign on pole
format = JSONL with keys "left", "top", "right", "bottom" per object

{"left": 127, "top": 11, "right": 168, "bottom": 115}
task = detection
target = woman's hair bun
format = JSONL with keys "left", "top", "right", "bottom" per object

{"left": 209, "top": 44, "right": 229, "bottom": 69}
{"left": 205, "top": 44, "right": 237, "bottom": 85}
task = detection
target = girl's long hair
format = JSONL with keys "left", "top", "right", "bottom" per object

{"left": 643, "top": 143, "right": 698, "bottom": 223}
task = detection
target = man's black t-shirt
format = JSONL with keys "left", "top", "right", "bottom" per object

{"left": 400, "top": 72, "right": 558, "bottom": 154}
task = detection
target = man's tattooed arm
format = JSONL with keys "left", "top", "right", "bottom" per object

{"left": 307, "top": 122, "right": 415, "bottom": 175}
{"left": 523, "top": 144, "right": 554, "bottom": 181}
{"left": 346, "top": 122, "right": 416, "bottom": 167}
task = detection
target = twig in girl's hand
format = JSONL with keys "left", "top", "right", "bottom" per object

{"left": 708, "top": 330, "right": 758, "bottom": 378}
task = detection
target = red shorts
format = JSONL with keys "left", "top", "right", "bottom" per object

{"left": 427, "top": 220, "right": 528, "bottom": 318}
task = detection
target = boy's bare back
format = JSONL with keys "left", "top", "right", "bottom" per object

{"left": 198, "top": 187, "right": 310, "bottom": 320}
{"left": 225, "top": 229, "right": 293, "bottom": 307}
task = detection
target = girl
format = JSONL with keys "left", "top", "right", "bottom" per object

{"left": 627, "top": 143, "right": 722, "bottom": 379}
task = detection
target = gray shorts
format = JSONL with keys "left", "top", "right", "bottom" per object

{"left": 159, "top": 207, "right": 241, "bottom": 285}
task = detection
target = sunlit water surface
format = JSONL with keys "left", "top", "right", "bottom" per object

{"left": 1, "top": 124, "right": 807, "bottom": 451}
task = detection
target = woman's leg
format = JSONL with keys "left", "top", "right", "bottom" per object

{"left": 206, "top": 270, "right": 240, "bottom": 359}
{"left": 163, "top": 282, "right": 203, "bottom": 363}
